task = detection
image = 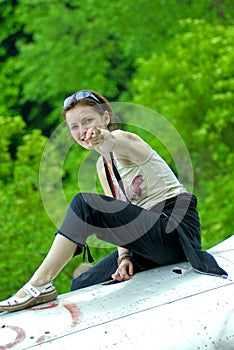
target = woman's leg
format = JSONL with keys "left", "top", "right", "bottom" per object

{"left": 62, "top": 192, "right": 185, "bottom": 265}
{"left": 71, "top": 250, "right": 118, "bottom": 290}
{"left": 58, "top": 192, "right": 162, "bottom": 248}
{"left": 16, "top": 234, "right": 77, "bottom": 298}
{"left": 62, "top": 192, "right": 227, "bottom": 277}
{"left": 1, "top": 193, "right": 157, "bottom": 303}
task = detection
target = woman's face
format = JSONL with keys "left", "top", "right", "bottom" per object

{"left": 65, "top": 104, "right": 110, "bottom": 149}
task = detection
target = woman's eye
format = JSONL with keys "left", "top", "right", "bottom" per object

{"left": 84, "top": 117, "right": 93, "bottom": 124}
{"left": 71, "top": 125, "right": 78, "bottom": 130}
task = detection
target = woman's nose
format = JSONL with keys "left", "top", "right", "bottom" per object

{"left": 74, "top": 126, "right": 87, "bottom": 140}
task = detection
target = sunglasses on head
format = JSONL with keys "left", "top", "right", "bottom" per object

{"left": 63, "top": 90, "right": 101, "bottom": 108}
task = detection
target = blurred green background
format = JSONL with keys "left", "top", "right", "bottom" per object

{"left": 0, "top": 0, "right": 233, "bottom": 299}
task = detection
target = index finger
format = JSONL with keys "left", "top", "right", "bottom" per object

{"left": 85, "top": 127, "right": 95, "bottom": 140}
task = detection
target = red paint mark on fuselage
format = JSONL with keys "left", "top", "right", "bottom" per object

{"left": 0, "top": 300, "right": 82, "bottom": 348}
{"left": 61, "top": 301, "right": 82, "bottom": 327}
{"left": 0, "top": 326, "right": 26, "bottom": 350}
{"left": 27, "top": 302, "right": 59, "bottom": 311}
{"left": 28, "top": 300, "right": 81, "bottom": 327}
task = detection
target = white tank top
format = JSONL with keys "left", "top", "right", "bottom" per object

{"left": 112, "top": 150, "right": 187, "bottom": 210}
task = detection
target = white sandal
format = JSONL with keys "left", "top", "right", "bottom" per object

{"left": 0, "top": 282, "right": 58, "bottom": 312}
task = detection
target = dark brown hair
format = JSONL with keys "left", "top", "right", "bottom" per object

{"left": 62, "top": 90, "right": 116, "bottom": 131}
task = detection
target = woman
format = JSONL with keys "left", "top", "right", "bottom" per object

{"left": 0, "top": 90, "right": 227, "bottom": 312}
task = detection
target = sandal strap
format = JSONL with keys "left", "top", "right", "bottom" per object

{"left": 23, "top": 282, "right": 54, "bottom": 298}
{"left": 23, "top": 282, "right": 41, "bottom": 297}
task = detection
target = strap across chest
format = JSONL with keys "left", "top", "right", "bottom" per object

{"left": 103, "top": 152, "right": 130, "bottom": 202}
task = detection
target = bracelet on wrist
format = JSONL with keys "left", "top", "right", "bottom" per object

{"left": 118, "top": 252, "right": 133, "bottom": 266}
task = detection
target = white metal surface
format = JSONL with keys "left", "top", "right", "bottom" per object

{"left": 0, "top": 236, "right": 233, "bottom": 350}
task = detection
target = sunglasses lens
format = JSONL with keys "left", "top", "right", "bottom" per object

{"left": 63, "top": 96, "right": 72, "bottom": 107}
{"left": 63, "top": 91, "right": 100, "bottom": 108}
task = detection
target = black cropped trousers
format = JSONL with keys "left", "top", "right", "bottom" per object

{"left": 56, "top": 192, "right": 227, "bottom": 290}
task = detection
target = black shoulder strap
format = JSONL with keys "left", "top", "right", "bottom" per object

{"left": 103, "top": 152, "right": 130, "bottom": 202}
{"left": 103, "top": 155, "right": 116, "bottom": 198}
{"left": 110, "top": 152, "right": 130, "bottom": 202}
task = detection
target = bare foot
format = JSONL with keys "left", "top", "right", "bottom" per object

{"left": 15, "top": 289, "right": 27, "bottom": 298}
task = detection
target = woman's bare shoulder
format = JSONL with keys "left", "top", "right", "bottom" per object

{"left": 111, "top": 130, "right": 152, "bottom": 165}
{"left": 111, "top": 129, "right": 145, "bottom": 143}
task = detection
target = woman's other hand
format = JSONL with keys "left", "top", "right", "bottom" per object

{"left": 111, "top": 259, "right": 134, "bottom": 281}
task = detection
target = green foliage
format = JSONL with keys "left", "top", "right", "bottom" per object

{"left": 0, "top": 116, "right": 53, "bottom": 299}
{"left": 0, "top": 0, "right": 24, "bottom": 117}
{"left": 0, "top": 1, "right": 233, "bottom": 300}
{"left": 132, "top": 19, "right": 234, "bottom": 247}
{"left": 1, "top": 0, "right": 233, "bottom": 127}
{"left": 0, "top": 115, "right": 25, "bottom": 180}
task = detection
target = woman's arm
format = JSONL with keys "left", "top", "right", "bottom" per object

{"left": 92, "top": 128, "right": 152, "bottom": 165}
{"left": 107, "top": 130, "right": 152, "bottom": 165}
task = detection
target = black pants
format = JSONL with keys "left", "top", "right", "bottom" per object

{"left": 56, "top": 192, "right": 228, "bottom": 291}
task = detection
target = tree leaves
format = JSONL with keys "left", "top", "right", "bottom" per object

{"left": 131, "top": 18, "right": 234, "bottom": 246}
{"left": 0, "top": 2, "right": 233, "bottom": 300}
